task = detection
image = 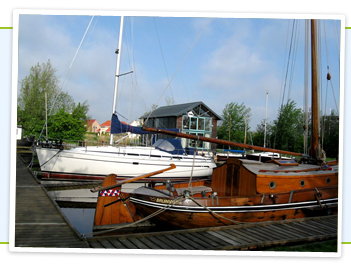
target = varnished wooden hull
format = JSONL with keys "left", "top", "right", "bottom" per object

{"left": 130, "top": 186, "right": 338, "bottom": 228}
{"left": 94, "top": 158, "right": 339, "bottom": 230}
{"left": 129, "top": 158, "right": 338, "bottom": 229}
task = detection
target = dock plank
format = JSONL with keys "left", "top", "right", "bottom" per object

{"left": 15, "top": 155, "right": 89, "bottom": 248}
{"left": 86, "top": 215, "right": 337, "bottom": 250}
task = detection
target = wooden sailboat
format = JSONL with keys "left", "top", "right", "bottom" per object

{"left": 92, "top": 19, "right": 339, "bottom": 230}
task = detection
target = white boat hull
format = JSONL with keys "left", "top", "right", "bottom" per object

{"left": 36, "top": 145, "right": 216, "bottom": 181}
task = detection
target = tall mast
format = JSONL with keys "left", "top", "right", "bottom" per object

{"left": 309, "top": 19, "right": 323, "bottom": 161}
{"left": 110, "top": 16, "right": 124, "bottom": 145}
{"left": 303, "top": 20, "right": 310, "bottom": 155}
{"left": 264, "top": 90, "right": 268, "bottom": 148}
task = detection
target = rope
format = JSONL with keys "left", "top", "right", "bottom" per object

{"left": 187, "top": 195, "right": 245, "bottom": 225}
{"left": 85, "top": 195, "right": 185, "bottom": 237}
{"left": 37, "top": 148, "right": 63, "bottom": 168}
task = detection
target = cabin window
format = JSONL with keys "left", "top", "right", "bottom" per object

{"left": 269, "top": 181, "right": 276, "bottom": 189}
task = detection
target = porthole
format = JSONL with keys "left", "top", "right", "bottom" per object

{"left": 269, "top": 181, "right": 276, "bottom": 189}
{"left": 326, "top": 177, "right": 331, "bottom": 184}
{"left": 300, "top": 180, "right": 305, "bottom": 187}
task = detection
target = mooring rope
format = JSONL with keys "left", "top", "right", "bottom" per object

{"left": 84, "top": 195, "right": 185, "bottom": 237}
{"left": 187, "top": 195, "right": 245, "bottom": 225}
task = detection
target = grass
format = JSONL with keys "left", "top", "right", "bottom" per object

{"left": 263, "top": 239, "right": 338, "bottom": 252}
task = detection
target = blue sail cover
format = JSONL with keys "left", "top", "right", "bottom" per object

{"left": 110, "top": 114, "right": 179, "bottom": 135}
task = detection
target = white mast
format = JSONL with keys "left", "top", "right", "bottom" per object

{"left": 264, "top": 90, "right": 268, "bottom": 148}
{"left": 110, "top": 16, "right": 124, "bottom": 145}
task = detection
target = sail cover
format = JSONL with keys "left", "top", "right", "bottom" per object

{"left": 110, "top": 114, "right": 179, "bottom": 134}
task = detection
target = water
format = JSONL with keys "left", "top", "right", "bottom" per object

{"left": 60, "top": 207, "right": 96, "bottom": 235}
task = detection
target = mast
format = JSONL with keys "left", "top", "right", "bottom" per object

{"left": 303, "top": 20, "right": 310, "bottom": 155}
{"left": 110, "top": 16, "right": 124, "bottom": 145}
{"left": 309, "top": 19, "right": 324, "bottom": 161}
{"left": 264, "top": 90, "right": 268, "bottom": 148}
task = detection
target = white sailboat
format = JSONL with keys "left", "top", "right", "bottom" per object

{"left": 35, "top": 16, "right": 216, "bottom": 183}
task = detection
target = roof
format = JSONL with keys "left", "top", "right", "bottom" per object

{"left": 100, "top": 120, "right": 111, "bottom": 127}
{"left": 140, "top": 101, "right": 222, "bottom": 120}
{"left": 86, "top": 119, "right": 98, "bottom": 128}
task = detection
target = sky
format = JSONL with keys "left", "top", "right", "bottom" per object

{"left": 16, "top": 12, "right": 341, "bottom": 131}
{"left": 2, "top": 0, "right": 349, "bottom": 266}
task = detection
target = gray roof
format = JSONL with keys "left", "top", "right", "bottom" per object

{"left": 140, "top": 101, "right": 222, "bottom": 120}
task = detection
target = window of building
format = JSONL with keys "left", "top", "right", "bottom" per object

{"left": 182, "top": 114, "right": 212, "bottom": 150}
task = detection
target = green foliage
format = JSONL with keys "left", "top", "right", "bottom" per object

{"left": 251, "top": 120, "right": 273, "bottom": 148}
{"left": 217, "top": 102, "right": 251, "bottom": 145}
{"left": 321, "top": 110, "right": 339, "bottom": 159}
{"left": 270, "top": 99, "right": 304, "bottom": 152}
{"left": 47, "top": 102, "right": 89, "bottom": 141}
{"left": 17, "top": 60, "right": 89, "bottom": 141}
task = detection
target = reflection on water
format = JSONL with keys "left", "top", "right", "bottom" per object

{"left": 59, "top": 205, "right": 179, "bottom": 237}
{"left": 44, "top": 181, "right": 179, "bottom": 236}
{"left": 60, "top": 207, "right": 95, "bottom": 235}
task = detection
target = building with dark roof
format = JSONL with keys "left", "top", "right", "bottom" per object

{"left": 141, "top": 101, "right": 221, "bottom": 151}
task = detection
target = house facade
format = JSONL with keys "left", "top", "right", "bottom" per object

{"left": 86, "top": 119, "right": 101, "bottom": 135}
{"left": 141, "top": 101, "right": 221, "bottom": 151}
{"left": 100, "top": 120, "right": 111, "bottom": 135}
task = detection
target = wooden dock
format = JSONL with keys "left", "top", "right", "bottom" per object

{"left": 15, "top": 154, "right": 89, "bottom": 248}
{"left": 15, "top": 152, "right": 337, "bottom": 250}
{"left": 86, "top": 215, "right": 337, "bottom": 250}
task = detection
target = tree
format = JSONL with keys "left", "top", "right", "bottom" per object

{"left": 217, "top": 102, "right": 251, "bottom": 146}
{"left": 270, "top": 99, "right": 304, "bottom": 153}
{"left": 321, "top": 110, "right": 339, "bottom": 159}
{"left": 47, "top": 102, "right": 89, "bottom": 141}
{"left": 252, "top": 120, "right": 273, "bottom": 148}
{"left": 17, "top": 60, "right": 89, "bottom": 140}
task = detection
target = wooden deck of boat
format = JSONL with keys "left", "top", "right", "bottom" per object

{"left": 15, "top": 154, "right": 89, "bottom": 248}
{"left": 15, "top": 152, "right": 337, "bottom": 250}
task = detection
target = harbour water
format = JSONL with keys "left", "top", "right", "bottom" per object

{"left": 60, "top": 207, "right": 95, "bottom": 236}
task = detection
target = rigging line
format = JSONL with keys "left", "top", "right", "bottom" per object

{"left": 39, "top": 17, "right": 99, "bottom": 139}
{"left": 322, "top": 20, "right": 339, "bottom": 115}
{"left": 69, "top": 16, "right": 95, "bottom": 69}
{"left": 153, "top": 17, "right": 174, "bottom": 101}
{"left": 281, "top": 19, "right": 296, "bottom": 108}
{"left": 274, "top": 19, "right": 296, "bottom": 148}
{"left": 287, "top": 20, "right": 300, "bottom": 102}
{"left": 323, "top": 21, "right": 331, "bottom": 70}
{"left": 330, "top": 80, "right": 339, "bottom": 115}
{"left": 122, "top": 17, "right": 150, "bottom": 119}
{"left": 279, "top": 20, "right": 291, "bottom": 109}
{"left": 144, "top": 18, "right": 211, "bottom": 126}
{"left": 61, "top": 16, "right": 100, "bottom": 92}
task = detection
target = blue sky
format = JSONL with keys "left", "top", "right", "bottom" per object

{"left": 17, "top": 13, "right": 341, "bottom": 130}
